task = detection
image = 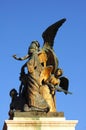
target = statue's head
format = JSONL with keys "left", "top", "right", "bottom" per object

{"left": 9, "top": 89, "right": 18, "bottom": 98}
{"left": 28, "top": 41, "right": 40, "bottom": 54}
{"left": 55, "top": 68, "right": 63, "bottom": 78}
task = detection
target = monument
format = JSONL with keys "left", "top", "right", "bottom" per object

{"left": 3, "top": 18, "right": 78, "bottom": 130}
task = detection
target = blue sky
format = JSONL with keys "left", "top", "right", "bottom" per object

{"left": 0, "top": 0, "right": 86, "bottom": 130}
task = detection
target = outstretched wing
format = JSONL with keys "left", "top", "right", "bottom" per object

{"left": 42, "top": 18, "right": 66, "bottom": 48}
{"left": 59, "top": 76, "right": 69, "bottom": 94}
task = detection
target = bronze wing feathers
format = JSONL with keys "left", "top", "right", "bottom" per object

{"left": 42, "top": 18, "right": 66, "bottom": 48}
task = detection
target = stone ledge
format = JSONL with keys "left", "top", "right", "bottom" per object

{"left": 14, "top": 111, "right": 64, "bottom": 118}
{"left": 4, "top": 112, "right": 78, "bottom": 130}
{"left": 5, "top": 118, "right": 78, "bottom": 130}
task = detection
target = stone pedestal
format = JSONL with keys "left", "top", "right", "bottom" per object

{"left": 4, "top": 112, "right": 78, "bottom": 130}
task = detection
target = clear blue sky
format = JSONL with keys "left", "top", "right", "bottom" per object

{"left": 0, "top": 0, "right": 86, "bottom": 130}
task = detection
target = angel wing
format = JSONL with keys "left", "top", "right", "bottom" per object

{"left": 42, "top": 18, "right": 66, "bottom": 48}
{"left": 41, "top": 18, "right": 66, "bottom": 73}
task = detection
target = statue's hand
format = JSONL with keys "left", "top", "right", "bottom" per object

{"left": 12, "top": 54, "right": 21, "bottom": 60}
{"left": 13, "top": 54, "right": 17, "bottom": 59}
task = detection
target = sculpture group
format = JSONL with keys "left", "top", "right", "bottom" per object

{"left": 9, "top": 18, "right": 72, "bottom": 118}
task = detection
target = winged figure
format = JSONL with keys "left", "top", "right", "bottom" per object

{"left": 13, "top": 18, "right": 66, "bottom": 71}
{"left": 11, "top": 18, "right": 71, "bottom": 113}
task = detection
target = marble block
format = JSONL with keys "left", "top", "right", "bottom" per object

{"left": 4, "top": 112, "right": 78, "bottom": 130}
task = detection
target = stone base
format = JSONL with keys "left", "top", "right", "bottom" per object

{"left": 4, "top": 112, "right": 78, "bottom": 130}
{"left": 14, "top": 111, "right": 64, "bottom": 117}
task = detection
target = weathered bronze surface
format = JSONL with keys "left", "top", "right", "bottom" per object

{"left": 9, "top": 18, "right": 71, "bottom": 119}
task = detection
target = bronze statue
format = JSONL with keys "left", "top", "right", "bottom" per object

{"left": 9, "top": 18, "right": 72, "bottom": 117}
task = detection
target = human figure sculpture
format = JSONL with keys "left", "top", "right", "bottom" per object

{"left": 9, "top": 18, "right": 72, "bottom": 117}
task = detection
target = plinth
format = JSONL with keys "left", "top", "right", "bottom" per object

{"left": 3, "top": 112, "right": 78, "bottom": 130}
